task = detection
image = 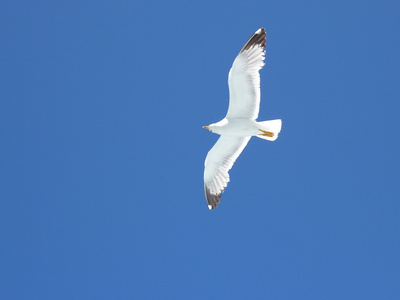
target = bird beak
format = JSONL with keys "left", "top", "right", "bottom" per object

{"left": 203, "top": 126, "right": 209, "bottom": 129}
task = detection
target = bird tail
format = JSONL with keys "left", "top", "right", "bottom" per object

{"left": 256, "top": 119, "right": 282, "bottom": 141}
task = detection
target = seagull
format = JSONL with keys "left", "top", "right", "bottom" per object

{"left": 203, "top": 28, "right": 282, "bottom": 210}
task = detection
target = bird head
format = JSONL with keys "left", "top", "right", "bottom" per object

{"left": 203, "top": 125, "right": 212, "bottom": 132}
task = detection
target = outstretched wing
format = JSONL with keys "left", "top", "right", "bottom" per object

{"left": 204, "top": 136, "right": 251, "bottom": 210}
{"left": 226, "top": 28, "right": 266, "bottom": 120}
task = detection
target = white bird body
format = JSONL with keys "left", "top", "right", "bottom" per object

{"left": 207, "top": 118, "right": 281, "bottom": 140}
{"left": 203, "top": 28, "right": 282, "bottom": 210}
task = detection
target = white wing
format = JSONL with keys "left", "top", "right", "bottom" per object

{"left": 204, "top": 136, "right": 251, "bottom": 210}
{"left": 226, "top": 28, "right": 266, "bottom": 120}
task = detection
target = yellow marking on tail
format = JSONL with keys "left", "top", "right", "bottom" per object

{"left": 258, "top": 129, "right": 274, "bottom": 137}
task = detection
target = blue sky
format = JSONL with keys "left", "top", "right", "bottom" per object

{"left": 1, "top": 0, "right": 400, "bottom": 299}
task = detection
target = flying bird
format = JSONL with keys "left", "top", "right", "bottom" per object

{"left": 203, "top": 28, "right": 282, "bottom": 210}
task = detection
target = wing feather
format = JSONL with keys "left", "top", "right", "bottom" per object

{"left": 226, "top": 28, "right": 266, "bottom": 120}
{"left": 204, "top": 136, "right": 251, "bottom": 209}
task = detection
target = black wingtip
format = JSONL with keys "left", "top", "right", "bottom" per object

{"left": 204, "top": 185, "right": 222, "bottom": 210}
{"left": 239, "top": 27, "right": 266, "bottom": 53}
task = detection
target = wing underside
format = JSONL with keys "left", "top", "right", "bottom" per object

{"left": 226, "top": 28, "right": 266, "bottom": 120}
{"left": 204, "top": 136, "right": 251, "bottom": 209}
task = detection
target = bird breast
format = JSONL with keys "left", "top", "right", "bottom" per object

{"left": 214, "top": 118, "right": 258, "bottom": 137}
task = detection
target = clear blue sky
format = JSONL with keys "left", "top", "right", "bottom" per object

{"left": 1, "top": 1, "right": 400, "bottom": 299}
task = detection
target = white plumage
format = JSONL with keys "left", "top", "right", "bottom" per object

{"left": 203, "top": 28, "right": 282, "bottom": 210}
